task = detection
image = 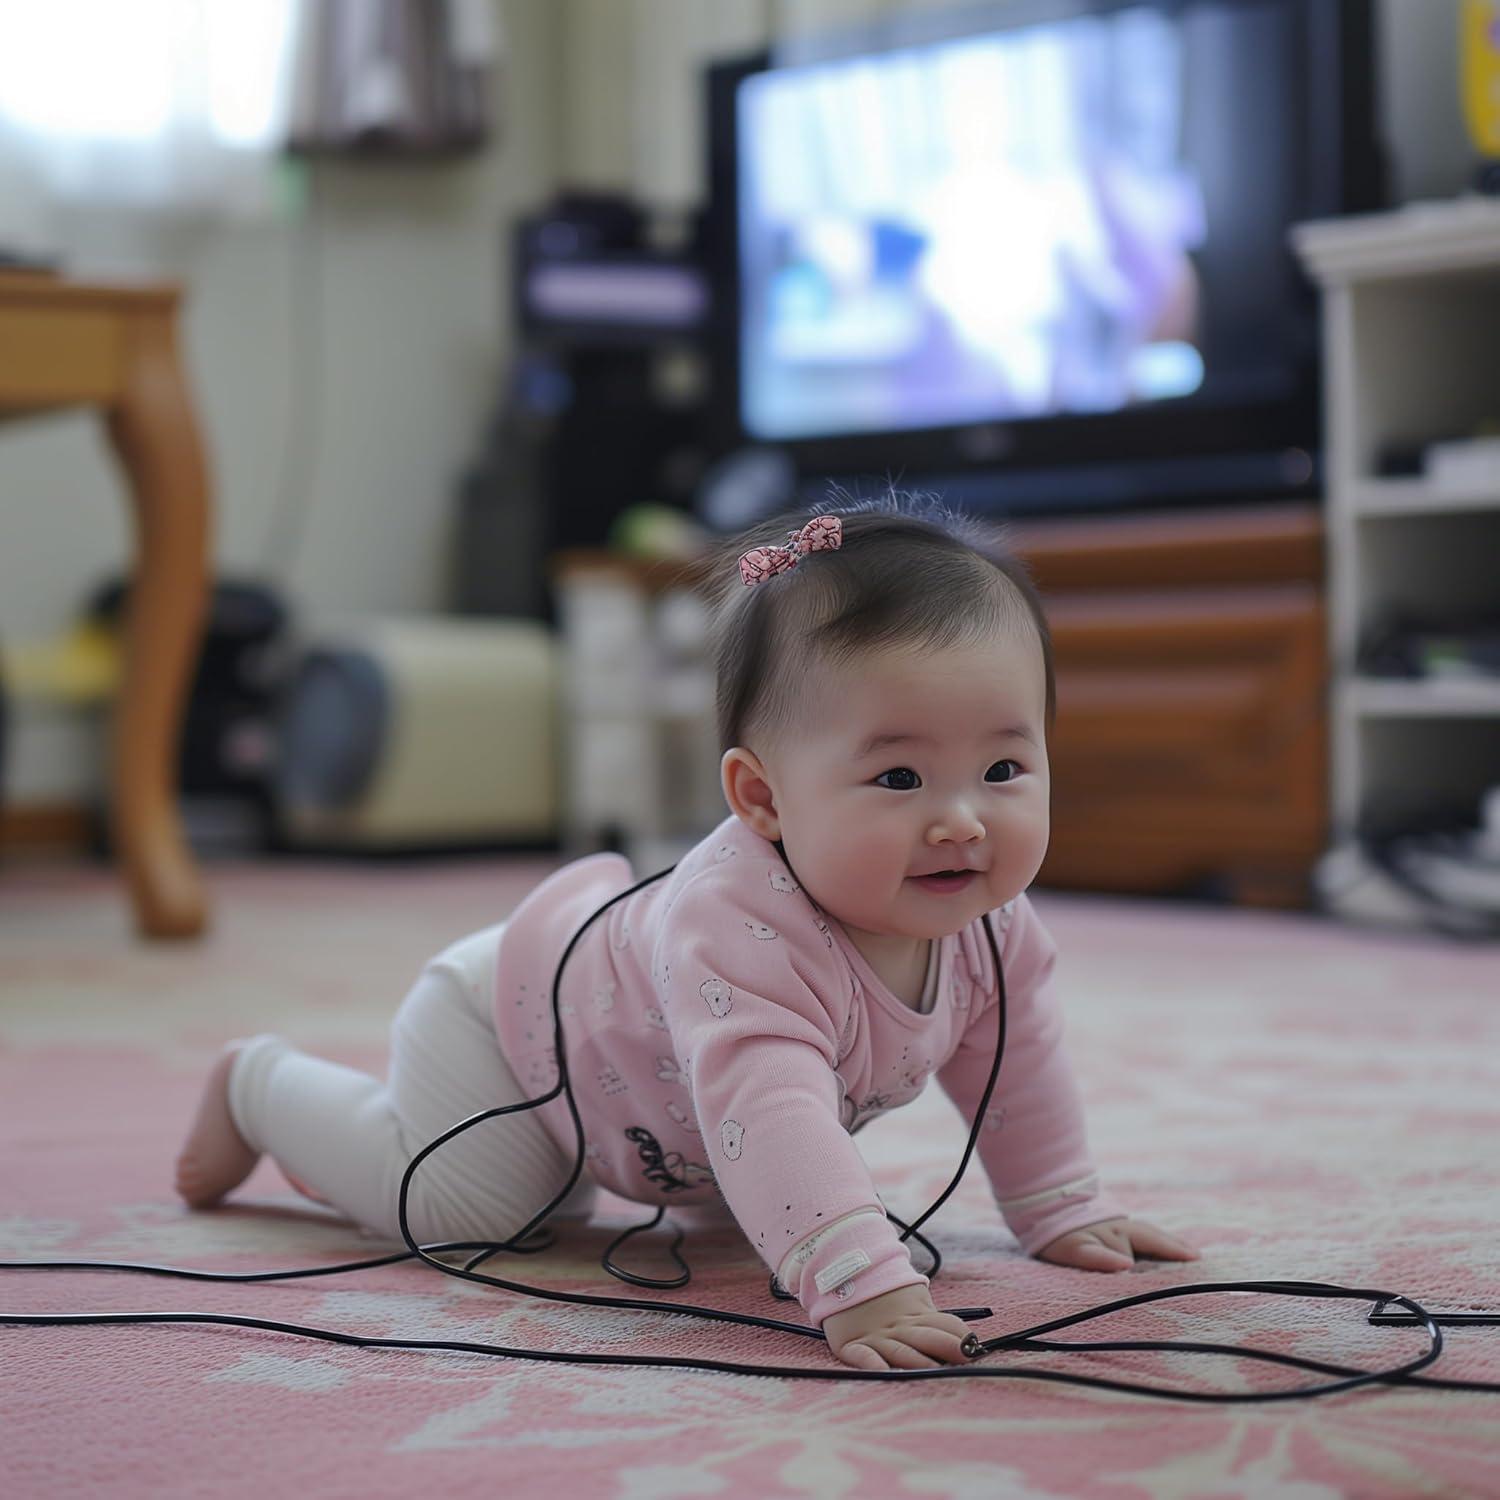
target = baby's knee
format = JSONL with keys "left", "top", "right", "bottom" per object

{"left": 387, "top": 1171, "right": 567, "bottom": 1250}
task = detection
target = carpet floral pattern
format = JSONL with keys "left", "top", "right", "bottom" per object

{"left": 2, "top": 858, "right": 1498, "bottom": 1497}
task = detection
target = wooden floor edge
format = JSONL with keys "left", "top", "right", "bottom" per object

{"left": 0, "top": 802, "right": 92, "bottom": 854}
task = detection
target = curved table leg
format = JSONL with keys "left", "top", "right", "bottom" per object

{"left": 103, "top": 304, "right": 212, "bottom": 939}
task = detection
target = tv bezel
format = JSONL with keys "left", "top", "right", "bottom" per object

{"left": 703, "top": 0, "right": 1386, "bottom": 515}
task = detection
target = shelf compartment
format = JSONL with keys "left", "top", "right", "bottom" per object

{"left": 1351, "top": 478, "right": 1500, "bottom": 518}
{"left": 1342, "top": 272, "right": 1500, "bottom": 485}
{"left": 1347, "top": 678, "right": 1500, "bottom": 718}
{"left": 1353, "top": 508, "right": 1500, "bottom": 629}
{"left": 1354, "top": 715, "right": 1500, "bottom": 835}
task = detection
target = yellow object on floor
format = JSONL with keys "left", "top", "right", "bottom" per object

{"left": 0, "top": 621, "right": 122, "bottom": 707}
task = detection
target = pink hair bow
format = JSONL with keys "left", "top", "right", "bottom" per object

{"left": 737, "top": 514, "right": 843, "bottom": 587}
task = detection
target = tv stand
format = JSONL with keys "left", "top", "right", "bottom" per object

{"left": 1009, "top": 501, "right": 1327, "bottom": 906}
{"left": 801, "top": 448, "right": 1318, "bottom": 521}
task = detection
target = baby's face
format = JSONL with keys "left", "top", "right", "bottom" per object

{"left": 757, "top": 631, "right": 1050, "bottom": 956}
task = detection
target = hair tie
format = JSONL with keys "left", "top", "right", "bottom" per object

{"left": 737, "top": 515, "right": 843, "bottom": 587}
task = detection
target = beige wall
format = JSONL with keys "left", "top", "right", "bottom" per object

{"left": 1378, "top": 0, "right": 1472, "bottom": 202}
{"left": 0, "top": 0, "right": 561, "bottom": 648}
{"left": 555, "top": 0, "right": 1474, "bottom": 209}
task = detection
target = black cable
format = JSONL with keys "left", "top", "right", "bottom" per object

{"left": 5, "top": 861, "right": 1500, "bottom": 1397}
{"left": 3, "top": 1231, "right": 568, "bottom": 1287}
{"left": 2, "top": 1285, "right": 1484, "bottom": 1396}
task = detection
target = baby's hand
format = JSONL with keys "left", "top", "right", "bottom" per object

{"left": 1036, "top": 1215, "right": 1199, "bottom": 1271}
{"left": 821, "top": 1283, "right": 974, "bottom": 1371}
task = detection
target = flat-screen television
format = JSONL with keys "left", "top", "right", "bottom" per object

{"left": 704, "top": 0, "right": 1386, "bottom": 516}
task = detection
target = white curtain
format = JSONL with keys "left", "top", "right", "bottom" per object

{"left": 0, "top": 0, "right": 299, "bottom": 218}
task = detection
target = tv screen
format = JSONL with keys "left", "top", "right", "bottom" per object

{"left": 711, "top": 0, "right": 1383, "bottom": 510}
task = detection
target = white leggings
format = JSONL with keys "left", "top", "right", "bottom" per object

{"left": 226, "top": 921, "right": 598, "bottom": 1246}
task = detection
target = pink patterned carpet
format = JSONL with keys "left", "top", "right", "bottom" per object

{"left": 2, "top": 855, "right": 1499, "bottom": 1499}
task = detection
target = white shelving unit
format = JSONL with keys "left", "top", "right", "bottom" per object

{"left": 552, "top": 558, "right": 722, "bottom": 866}
{"left": 1293, "top": 199, "right": 1500, "bottom": 840}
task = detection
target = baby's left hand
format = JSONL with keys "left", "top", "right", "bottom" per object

{"left": 1036, "top": 1216, "right": 1199, "bottom": 1272}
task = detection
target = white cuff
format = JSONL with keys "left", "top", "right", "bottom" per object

{"left": 996, "top": 1172, "right": 1100, "bottom": 1216}
{"left": 776, "top": 1206, "right": 886, "bottom": 1288}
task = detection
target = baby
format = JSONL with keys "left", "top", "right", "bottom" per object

{"left": 175, "top": 491, "right": 1197, "bottom": 1372}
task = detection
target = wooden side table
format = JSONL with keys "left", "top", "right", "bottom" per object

{"left": 0, "top": 272, "right": 212, "bottom": 938}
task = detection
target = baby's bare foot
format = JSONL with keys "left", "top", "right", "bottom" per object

{"left": 174, "top": 1043, "right": 259, "bottom": 1208}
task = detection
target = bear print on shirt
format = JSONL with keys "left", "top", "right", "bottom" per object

{"left": 700, "top": 978, "right": 733, "bottom": 1017}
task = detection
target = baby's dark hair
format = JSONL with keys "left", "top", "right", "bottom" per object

{"left": 705, "top": 489, "right": 1054, "bottom": 756}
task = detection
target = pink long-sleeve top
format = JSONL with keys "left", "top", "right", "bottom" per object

{"left": 493, "top": 813, "right": 1127, "bottom": 1329}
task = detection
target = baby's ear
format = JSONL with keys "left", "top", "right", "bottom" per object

{"left": 721, "top": 747, "right": 780, "bottom": 841}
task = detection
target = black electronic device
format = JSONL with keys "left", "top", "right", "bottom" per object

{"left": 453, "top": 193, "right": 712, "bottom": 621}
{"left": 515, "top": 190, "right": 710, "bottom": 344}
{"left": 702, "top": 0, "right": 1388, "bottom": 520}
{"left": 87, "top": 576, "right": 291, "bottom": 851}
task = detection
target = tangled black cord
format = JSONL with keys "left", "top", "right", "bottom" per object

{"left": 4, "top": 862, "right": 1500, "bottom": 1398}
